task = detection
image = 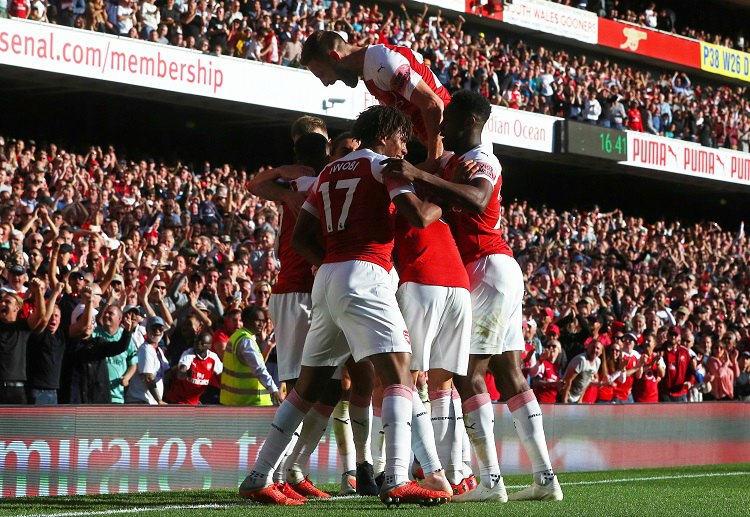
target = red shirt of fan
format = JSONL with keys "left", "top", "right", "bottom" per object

{"left": 166, "top": 349, "right": 223, "bottom": 405}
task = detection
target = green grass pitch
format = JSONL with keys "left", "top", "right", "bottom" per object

{"left": 2, "top": 463, "right": 749, "bottom": 517}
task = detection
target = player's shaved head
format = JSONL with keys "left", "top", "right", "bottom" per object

{"left": 300, "top": 31, "right": 347, "bottom": 66}
{"left": 353, "top": 106, "right": 412, "bottom": 148}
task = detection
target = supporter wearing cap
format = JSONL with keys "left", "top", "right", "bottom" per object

{"left": 126, "top": 316, "right": 170, "bottom": 405}
{"left": 674, "top": 306, "right": 691, "bottom": 326}
{"left": 3, "top": 264, "right": 28, "bottom": 295}
{"left": 122, "top": 305, "right": 146, "bottom": 349}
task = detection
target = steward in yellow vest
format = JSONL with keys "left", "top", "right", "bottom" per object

{"left": 220, "top": 306, "right": 280, "bottom": 406}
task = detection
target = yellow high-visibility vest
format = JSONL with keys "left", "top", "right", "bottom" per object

{"left": 220, "top": 328, "right": 272, "bottom": 406}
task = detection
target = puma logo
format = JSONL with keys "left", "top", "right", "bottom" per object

{"left": 377, "top": 64, "right": 385, "bottom": 73}
{"left": 465, "top": 423, "right": 477, "bottom": 430}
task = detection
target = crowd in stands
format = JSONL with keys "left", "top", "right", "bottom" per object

{"left": 3, "top": 1, "right": 750, "bottom": 151}
{"left": 0, "top": 131, "right": 749, "bottom": 406}
{"left": 551, "top": 1, "right": 748, "bottom": 52}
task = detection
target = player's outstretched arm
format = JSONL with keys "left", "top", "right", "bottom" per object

{"left": 410, "top": 81, "right": 446, "bottom": 166}
{"left": 248, "top": 165, "right": 315, "bottom": 203}
{"left": 291, "top": 209, "right": 325, "bottom": 267}
{"left": 382, "top": 158, "right": 492, "bottom": 214}
{"left": 393, "top": 192, "right": 442, "bottom": 229}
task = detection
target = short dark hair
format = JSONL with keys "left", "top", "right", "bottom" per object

{"left": 449, "top": 90, "right": 492, "bottom": 123}
{"left": 331, "top": 131, "right": 356, "bottom": 150}
{"left": 294, "top": 132, "right": 330, "bottom": 171}
{"left": 352, "top": 106, "right": 412, "bottom": 147}
{"left": 241, "top": 305, "right": 266, "bottom": 326}
{"left": 300, "top": 31, "right": 346, "bottom": 66}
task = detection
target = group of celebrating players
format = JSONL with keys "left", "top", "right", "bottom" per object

{"left": 238, "top": 31, "right": 564, "bottom": 507}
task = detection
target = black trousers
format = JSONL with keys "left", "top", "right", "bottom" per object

{"left": 0, "top": 385, "right": 27, "bottom": 404}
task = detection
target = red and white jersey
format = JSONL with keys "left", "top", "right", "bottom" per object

{"left": 302, "top": 149, "right": 414, "bottom": 272}
{"left": 166, "top": 348, "right": 223, "bottom": 405}
{"left": 363, "top": 44, "right": 451, "bottom": 144}
{"left": 441, "top": 143, "right": 513, "bottom": 264}
{"left": 274, "top": 176, "right": 317, "bottom": 294}
{"left": 613, "top": 350, "right": 640, "bottom": 400}
{"left": 530, "top": 359, "right": 560, "bottom": 403}
{"left": 632, "top": 352, "right": 664, "bottom": 403}
{"left": 393, "top": 213, "right": 469, "bottom": 289}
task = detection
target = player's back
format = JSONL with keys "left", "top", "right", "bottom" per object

{"left": 275, "top": 176, "right": 317, "bottom": 294}
{"left": 305, "top": 149, "right": 398, "bottom": 272}
{"left": 363, "top": 44, "right": 451, "bottom": 143}
{"left": 393, "top": 213, "right": 469, "bottom": 289}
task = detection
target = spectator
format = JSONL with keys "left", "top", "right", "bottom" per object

{"left": 115, "top": 0, "right": 135, "bottom": 37}
{"left": 166, "top": 331, "right": 223, "bottom": 404}
{"left": 126, "top": 316, "right": 170, "bottom": 404}
{"left": 139, "top": 0, "right": 160, "bottom": 38}
{"left": 530, "top": 340, "right": 563, "bottom": 403}
{"left": 632, "top": 331, "right": 665, "bottom": 403}
{"left": 609, "top": 96, "right": 627, "bottom": 130}
{"left": 219, "top": 305, "right": 280, "bottom": 406}
{"left": 0, "top": 278, "right": 47, "bottom": 404}
{"left": 91, "top": 304, "right": 137, "bottom": 404}
{"left": 627, "top": 101, "right": 644, "bottom": 132}
{"left": 67, "top": 314, "right": 138, "bottom": 403}
{"left": 583, "top": 89, "right": 602, "bottom": 124}
{"left": 561, "top": 339, "right": 603, "bottom": 403}
{"left": 704, "top": 335, "right": 741, "bottom": 400}
{"left": 658, "top": 326, "right": 695, "bottom": 402}
{"left": 735, "top": 351, "right": 750, "bottom": 401}
{"left": 25, "top": 283, "right": 66, "bottom": 404}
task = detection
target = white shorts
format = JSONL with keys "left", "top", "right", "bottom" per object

{"left": 269, "top": 292, "right": 312, "bottom": 382}
{"left": 396, "top": 282, "right": 471, "bottom": 375}
{"left": 301, "top": 261, "right": 411, "bottom": 367}
{"left": 465, "top": 254, "right": 524, "bottom": 356}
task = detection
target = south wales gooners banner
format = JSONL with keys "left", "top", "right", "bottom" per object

{"left": 1, "top": 404, "right": 748, "bottom": 498}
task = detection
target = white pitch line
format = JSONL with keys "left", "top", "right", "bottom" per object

{"left": 10, "top": 471, "right": 750, "bottom": 517}
{"left": 506, "top": 470, "right": 750, "bottom": 489}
